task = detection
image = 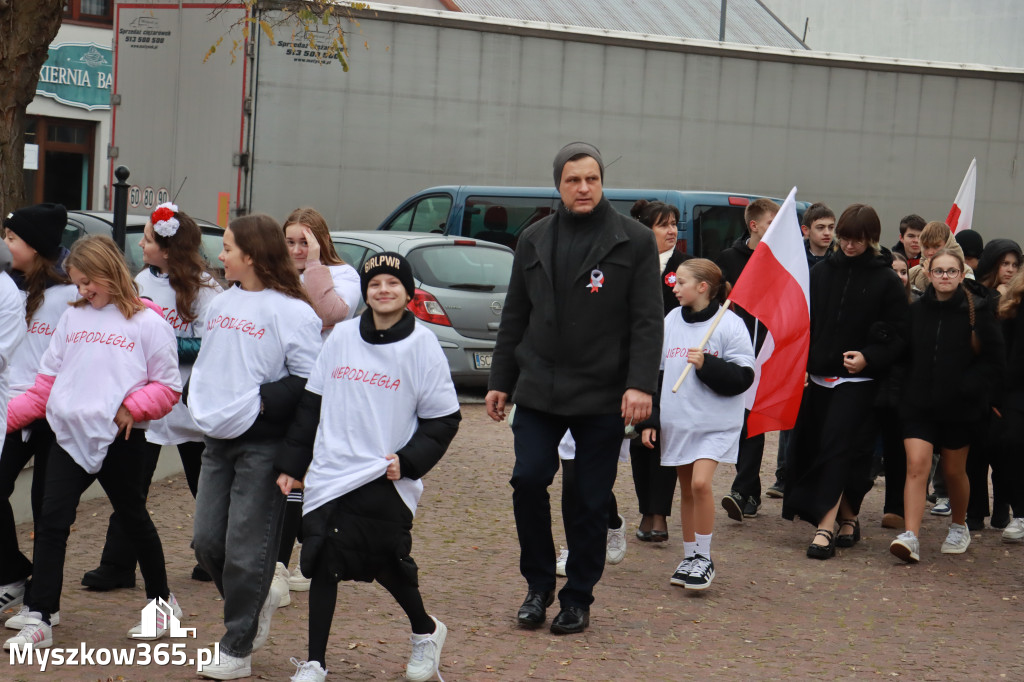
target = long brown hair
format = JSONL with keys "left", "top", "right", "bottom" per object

{"left": 229, "top": 214, "right": 312, "bottom": 305}
{"left": 15, "top": 246, "right": 71, "bottom": 324}
{"left": 148, "top": 210, "right": 217, "bottom": 325}
{"left": 680, "top": 258, "right": 731, "bottom": 304}
{"left": 998, "top": 267, "right": 1024, "bottom": 319}
{"left": 283, "top": 207, "right": 344, "bottom": 267}
{"left": 65, "top": 235, "right": 144, "bottom": 319}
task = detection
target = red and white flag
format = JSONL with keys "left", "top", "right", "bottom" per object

{"left": 945, "top": 157, "right": 977, "bottom": 233}
{"left": 728, "top": 187, "right": 810, "bottom": 437}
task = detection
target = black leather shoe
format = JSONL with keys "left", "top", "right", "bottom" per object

{"left": 191, "top": 564, "right": 213, "bottom": 582}
{"left": 517, "top": 589, "right": 554, "bottom": 627}
{"left": 550, "top": 605, "right": 590, "bottom": 635}
{"left": 81, "top": 564, "right": 136, "bottom": 590}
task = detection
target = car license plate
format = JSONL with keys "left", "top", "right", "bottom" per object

{"left": 473, "top": 352, "right": 493, "bottom": 369}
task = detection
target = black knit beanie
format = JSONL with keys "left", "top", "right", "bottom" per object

{"left": 360, "top": 251, "right": 415, "bottom": 301}
{"left": 954, "top": 229, "right": 984, "bottom": 259}
{"left": 3, "top": 203, "right": 67, "bottom": 260}
{"left": 553, "top": 142, "right": 604, "bottom": 188}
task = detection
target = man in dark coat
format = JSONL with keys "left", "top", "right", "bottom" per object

{"left": 485, "top": 142, "right": 663, "bottom": 635}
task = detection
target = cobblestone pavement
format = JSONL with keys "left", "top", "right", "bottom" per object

{"left": 4, "top": 404, "right": 1023, "bottom": 681}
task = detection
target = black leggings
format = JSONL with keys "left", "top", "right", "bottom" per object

{"left": 306, "top": 547, "right": 432, "bottom": 666}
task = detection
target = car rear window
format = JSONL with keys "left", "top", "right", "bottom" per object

{"left": 694, "top": 204, "right": 748, "bottom": 261}
{"left": 406, "top": 245, "right": 513, "bottom": 294}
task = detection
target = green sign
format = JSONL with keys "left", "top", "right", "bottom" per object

{"left": 36, "top": 42, "right": 112, "bottom": 111}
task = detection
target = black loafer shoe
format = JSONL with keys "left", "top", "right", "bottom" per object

{"left": 635, "top": 528, "right": 654, "bottom": 541}
{"left": 550, "top": 605, "right": 590, "bottom": 635}
{"left": 517, "top": 589, "right": 554, "bottom": 627}
{"left": 649, "top": 530, "right": 669, "bottom": 542}
{"left": 81, "top": 564, "right": 136, "bottom": 590}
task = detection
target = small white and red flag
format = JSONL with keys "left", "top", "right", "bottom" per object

{"left": 728, "top": 187, "right": 811, "bottom": 437}
{"left": 945, "top": 157, "right": 977, "bottom": 234}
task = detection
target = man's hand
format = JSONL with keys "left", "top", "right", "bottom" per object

{"left": 385, "top": 453, "right": 401, "bottom": 480}
{"left": 485, "top": 390, "right": 508, "bottom": 422}
{"left": 114, "top": 404, "right": 134, "bottom": 440}
{"left": 621, "top": 388, "right": 652, "bottom": 425}
{"left": 276, "top": 473, "right": 296, "bottom": 495}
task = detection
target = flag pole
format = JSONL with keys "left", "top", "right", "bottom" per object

{"left": 671, "top": 300, "right": 732, "bottom": 393}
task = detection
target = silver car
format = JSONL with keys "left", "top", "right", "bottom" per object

{"left": 330, "top": 231, "right": 514, "bottom": 387}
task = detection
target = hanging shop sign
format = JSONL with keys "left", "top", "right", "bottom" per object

{"left": 36, "top": 42, "right": 113, "bottom": 111}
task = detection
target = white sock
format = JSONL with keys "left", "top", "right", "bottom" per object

{"left": 694, "top": 533, "right": 713, "bottom": 558}
{"left": 683, "top": 540, "right": 696, "bottom": 558}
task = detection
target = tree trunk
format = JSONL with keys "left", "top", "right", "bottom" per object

{"left": 0, "top": 0, "right": 65, "bottom": 216}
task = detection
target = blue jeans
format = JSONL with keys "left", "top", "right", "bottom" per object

{"left": 193, "top": 436, "right": 287, "bottom": 657}
{"left": 510, "top": 407, "right": 623, "bottom": 609}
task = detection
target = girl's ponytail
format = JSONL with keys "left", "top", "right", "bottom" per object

{"left": 681, "top": 258, "right": 729, "bottom": 305}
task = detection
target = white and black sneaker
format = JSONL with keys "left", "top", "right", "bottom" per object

{"left": 0, "top": 581, "right": 26, "bottom": 612}
{"left": 670, "top": 557, "right": 695, "bottom": 587}
{"left": 684, "top": 555, "right": 715, "bottom": 590}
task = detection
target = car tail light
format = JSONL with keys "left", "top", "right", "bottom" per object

{"left": 407, "top": 289, "right": 452, "bottom": 326}
{"left": 453, "top": 239, "right": 476, "bottom": 246}
{"left": 728, "top": 196, "right": 750, "bottom": 206}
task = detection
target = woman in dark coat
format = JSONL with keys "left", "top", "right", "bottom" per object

{"left": 889, "top": 248, "right": 1005, "bottom": 562}
{"left": 996, "top": 269, "right": 1024, "bottom": 543}
{"left": 783, "top": 204, "right": 908, "bottom": 559}
{"left": 628, "top": 199, "right": 689, "bottom": 541}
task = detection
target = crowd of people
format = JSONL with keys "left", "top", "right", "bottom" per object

{"left": 0, "top": 139, "right": 1020, "bottom": 682}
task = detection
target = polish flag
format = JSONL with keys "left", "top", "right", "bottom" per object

{"left": 728, "top": 188, "right": 810, "bottom": 437}
{"left": 945, "top": 158, "right": 977, "bottom": 233}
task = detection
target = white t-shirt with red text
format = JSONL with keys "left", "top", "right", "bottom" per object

{"left": 38, "top": 303, "right": 181, "bottom": 473}
{"left": 187, "top": 285, "right": 322, "bottom": 439}
{"left": 0, "top": 272, "right": 27, "bottom": 443}
{"left": 8, "top": 283, "right": 78, "bottom": 395}
{"left": 135, "top": 268, "right": 222, "bottom": 444}
{"left": 659, "top": 308, "right": 754, "bottom": 467}
{"left": 302, "top": 318, "right": 459, "bottom": 517}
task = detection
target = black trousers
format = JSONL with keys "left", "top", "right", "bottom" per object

{"left": 729, "top": 410, "right": 766, "bottom": 501}
{"left": 629, "top": 438, "right": 676, "bottom": 517}
{"left": 0, "top": 422, "right": 56, "bottom": 584}
{"left": 877, "top": 407, "right": 906, "bottom": 517}
{"left": 998, "top": 405, "right": 1024, "bottom": 516}
{"left": 96, "top": 440, "right": 205, "bottom": 571}
{"left": 510, "top": 407, "right": 622, "bottom": 609}
{"left": 966, "top": 412, "right": 1013, "bottom": 520}
{"left": 29, "top": 430, "right": 169, "bottom": 617}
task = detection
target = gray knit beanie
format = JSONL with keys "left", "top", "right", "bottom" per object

{"left": 553, "top": 142, "right": 604, "bottom": 188}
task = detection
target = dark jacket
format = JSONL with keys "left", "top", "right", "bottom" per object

{"left": 488, "top": 196, "right": 663, "bottom": 414}
{"left": 892, "top": 241, "right": 921, "bottom": 268}
{"left": 975, "top": 238, "right": 1022, "bottom": 287}
{"left": 714, "top": 236, "right": 763, "bottom": 349}
{"left": 1002, "top": 304, "right": 1024, "bottom": 410}
{"left": 659, "top": 249, "right": 689, "bottom": 315}
{"left": 805, "top": 242, "right": 828, "bottom": 269}
{"left": 806, "top": 249, "right": 909, "bottom": 379}
{"left": 901, "top": 285, "right": 1005, "bottom": 423}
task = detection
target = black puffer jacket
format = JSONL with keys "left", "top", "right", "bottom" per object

{"left": 901, "top": 285, "right": 1005, "bottom": 424}
{"left": 715, "top": 236, "right": 763, "bottom": 350}
{"left": 807, "top": 249, "right": 909, "bottom": 379}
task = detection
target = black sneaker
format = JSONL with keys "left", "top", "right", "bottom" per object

{"left": 721, "top": 491, "right": 744, "bottom": 521}
{"left": 765, "top": 483, "right": 784, "bottom": 499}
{"left": 670, "top": 557, "right": 694, "bottom": 587}
{"left": 742, "top": 496, "right": 761, "bottom": 518}
{"left": 684, "top": 555, "right": 715, "bottom": 590}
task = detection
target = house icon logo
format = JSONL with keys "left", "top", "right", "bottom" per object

{"left": 132, "top": 597, "right": 196, "bottom": 639}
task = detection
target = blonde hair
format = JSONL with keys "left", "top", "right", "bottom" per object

{"left": 65, "top": 235, "right": 144, "bottom": 319}
{"left": 998, "top": 267, "right": 1024, "bottom": 319}
{"left": 920, "top": 221, "right": 951, "bottom": 249}
{"left": 283, "top": 207, "right": 343, "bottom": 267}
{"left": 680, "top": 258, "right": 731, "bottom": 304}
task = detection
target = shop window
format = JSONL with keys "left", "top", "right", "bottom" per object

{"left": 64, "top": 0, "right": 113, "bottom": 26}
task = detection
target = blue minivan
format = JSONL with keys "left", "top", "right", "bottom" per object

{"left": 376, "top": 186, "right": 809, "bottom": 260}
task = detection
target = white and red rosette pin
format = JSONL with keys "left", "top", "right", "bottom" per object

{"left": 664, "top": 271, "right": 677, "bottom": 287}
{"left": 151, "top": 202, "right": 180, "bottom": 237}
{"left": 588, "top": 269, "right": 604, "bottom": 293}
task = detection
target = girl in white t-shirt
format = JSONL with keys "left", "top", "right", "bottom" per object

{"left": 82, "top": 204, "right": 223, "bottom": 590}
{"left": 277, "top": 208, "right": 361, "bottom": 598}
{"left": 1, "top": 204, "right": 73, "bottom": 619}
{"left": 642, "top": 259, "right": 754, "bottom": 591}
{"left": 188, "top": 214, "right": 322, "bottom": 680}
{"left": 4, "top": 235, "right": 183, "bottom": 651}
{"left": 276, "top": 252, "right": 460, "bottom": 682}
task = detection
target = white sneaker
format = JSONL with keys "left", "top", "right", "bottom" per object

{"left": 3, "top": 614, "right": 52, "bottom": 650}
{"left": 930, "top": 498, "right": 952, "bottom": 516}
{"left": 272, "top": 562, "right": 292, "bottom": 607}
{"left": 1001, "top": 518, "right": 1024, "bottom": 543}
{"left": 5, "top": 606, "right": 60, "bottom": 629}
{"left": 606, "top": 514, "right": 627, "bottom": 565}
{"left": 406, "top": 616, "right": 446, "bottom": 682}
{"left": 198, "top": 650, "right": 251, "bottom": 680}
{"left": 941, "top": 523, "right": 971, "bottom": 554}
{"left": 252, "top": 587, "right": 280, "bottom": 651}
{"left": 0, "top": 580, "right": 25, "bottom": 612}
{"left": 289, "top": 657, "right": 327, "bottom": 681}
{"left": 555, "top": 549, "right": 568, "bottom": 577}
{"left": 889, "top": 530, "right": 920, "bottom": 563}
{"left": 127, "top": 593, "right": 183, "bottom": 640}
{"left": 288, "top": 566, "right": 311, "bottom": 592}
